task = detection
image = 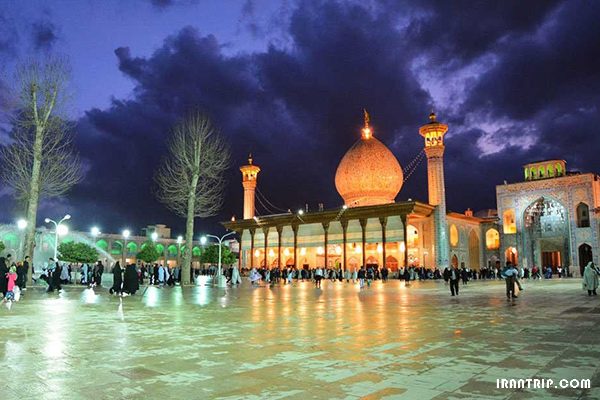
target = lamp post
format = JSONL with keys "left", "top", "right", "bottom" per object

{"left": 45, "top": 214, "right": 71, "bottom": 260}
{"left": 201, "top": 231, "right": 235, "bottom": 287}
{"left": 17, "top": 219, "right": 28, "bottom": 260}
{"left": 122, "top": 229, "right": 130, "bottom": 265}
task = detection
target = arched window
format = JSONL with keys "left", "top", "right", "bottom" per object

{"left": 556, "top": 163, "right": 563, "bottom": 176}
{"left": 503, "top": 209, "right": 516, "bottom": 234}
{"left": 450, "top": 224, "right": 459, "bottom": 247}
{"left": 547, "top": 165, "right": 555, "bottom": 177}
{"left": 538, "top": 166, "right": 545, "bottom": 178}
{"left": 530, "top": 167, "right": 536, "bottom": 179}
{"left": 577, "top": 203, "right": 590, "bottom": 228}
{"left": 126, "top": 242, "right": 138, "bottom": 254}
{"left": 96, "top": 239, "right": 108, "bottom": 251}
{"left": 485, "top": 228, "right": 500, "bottom": 250}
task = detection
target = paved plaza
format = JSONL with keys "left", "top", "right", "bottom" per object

{"left": 1, "top": 278, "right": 599, "bottom": 400}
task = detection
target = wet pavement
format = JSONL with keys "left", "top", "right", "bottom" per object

{"left": 1, "top": 278, "right": 599, "bottom": 400}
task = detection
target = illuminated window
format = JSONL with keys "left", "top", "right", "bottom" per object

{"left": 577, "top": 203, "right": 590, "bottom": 228}
{"left": 407, "top": 225, "right": 419, "bottom": 247}
{"left": 503, "top": 209, "right": 516, "bottom": 234}
{"left": 450, "top": 224, "right": 459, "bottom": 247}
{"left": 485, "top": 229, "right": 500, "bottom": 250}
{"left": 538, "top": 166, "right": 545, "bottom": 178}
{"left": 547, "top": 165, "right": 555, "bottom": 177}
{"left": 530, "top": 167, "right": 536, "bottom": 179}
{"left": 556, "top": 163, "right": 563, "bottom": 176}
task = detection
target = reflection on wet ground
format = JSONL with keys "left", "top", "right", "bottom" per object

{"left": 1, "top": 279, "right": 599, "bottom": 399}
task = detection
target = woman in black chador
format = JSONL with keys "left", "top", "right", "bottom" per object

{"left": 109, "top": 262, "right": 123, "bottom": 295}
{"left": 0, "top": 256, "right": 8, "bottom": 297}
{"left": 123, "top": 264, "right": 139, "bottom": 295}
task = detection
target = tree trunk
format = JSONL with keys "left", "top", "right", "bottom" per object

{"left": 24, "top": 125, "right": 44, "bottom": 285}
{"left": 182, "top": 173, "right": 199, "bottom": 285}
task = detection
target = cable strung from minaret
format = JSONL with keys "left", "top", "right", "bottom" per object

{"left": 256, "top": 187, "right": 289, "bottom": 213}
{"left": 402, "top": 149, "right": 425, "bottom": 183}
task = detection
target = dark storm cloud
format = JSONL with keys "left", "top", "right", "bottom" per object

{"left": 149, "top": 0, "right": 199, "bottom": 10}
{"left": 31, "top": 19, "right": 58, "bottom": 50}
{"left": 66, "top": 0, "right": 600, "bottom": 233}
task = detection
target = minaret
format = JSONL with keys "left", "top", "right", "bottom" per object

{"left": 419, "top": 112, "right": 449, "bottom": 269}
{"left": 240, "top": 154, "right": 261, "bottom": 220}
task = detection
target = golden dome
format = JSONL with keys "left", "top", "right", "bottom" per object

{"left": 335, "top": 111, "right": 403, "bottom": 207}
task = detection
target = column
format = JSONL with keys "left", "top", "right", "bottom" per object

{"left": 249, "top": 228, "right": 255, "bottom": 269}
{"left": 401, "top": 215, "right": 408, "bottom": 268}
{"left": 292, "top": 224, "right": 298, "bottom": 268}
{"left": 322, "top": 222, "right": 329, "bottom": 268}
{"left": 276, "top": 226, "right": 283, "bottom": 268}
{"left": 263, "top": 227, "right": 269, "bottom": 268}
{"left": 341, "top": 219, "right": 348, "bottom": 272}
{"left": 360, "top": 218, "right": 367, "bottom": 267}
{"left": 380, "top": 216, "right": 387, "bottom": 269}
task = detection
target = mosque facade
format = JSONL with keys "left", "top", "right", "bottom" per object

{"left": 224, "top": 113, "right": 600, "bottom": 277}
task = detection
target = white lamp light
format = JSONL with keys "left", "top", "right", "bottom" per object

{"left": 17, "top": 219, "right": 28, "bottom": 230}
{"left": 57, "top": 224, "right": 69, "bottom": 236}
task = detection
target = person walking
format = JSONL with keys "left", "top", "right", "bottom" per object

{"left": 109, "top": 262, "right": 123, "bottom": 295}
{"left": 314, "top": 267, "right": 323, "bottom": 288}
{"left": 123, "top": 263, "right": 139, "bottom": 295}
{"left": 502, "top": 262, "right": 519, "bottom": 300}
{"left": 450, "top": 265, "right": 460, "bottom": 296}
{"left": 48, "top": 259, "right": 62, "bottom": 293}
{"left": 357, "top": 266, "right": 366, "bottom": 289}
{"left": 16, "top": 258, "right": 27, "bottom": 291}
{"left": 95, "top": 261, "right": 104, "bottom": 287}
{"left": 0, "top": 256, "right": 9, "bottom": 298}
{"left": 231, "top": 265, "right": 242, "bottom": 286}
{"left": 582, "top": 262, "right": 599, "bottom": 296}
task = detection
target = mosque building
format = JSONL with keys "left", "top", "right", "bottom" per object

{"left": 224, "top": 111, "right": 600, "bottom": 277}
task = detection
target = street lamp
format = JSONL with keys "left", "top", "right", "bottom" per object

{"left": 91, "top": 226, "right": 101, "bottom": 237}
{"left": 122, "top": 229, "right": 130, "bottom": 265}
{"left": 201, "top": 231, "right": 235, "bottom": 287}
{"left": 17, "top": 219, "right": 27, "bottom": 259}
{"left": 44, "top": 214, "right": 71, "bottom": 260}
{"left": 151, "top": 232, "right": 158, "bottom": 242}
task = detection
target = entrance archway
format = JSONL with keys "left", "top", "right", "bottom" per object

{"left": 386, "top": 255, "right": 398, "bottom": 270}
{"left": 579, "top": 243, "right": 593, "bottom": 276}
{"left": 505, "top": 247, "right": 518, "bottom": 265}
{"left": 451, "top": 254, "right": 458, "bottom": 268}
{"left": 523, "top": 197, "right": 567, "bottom": 269}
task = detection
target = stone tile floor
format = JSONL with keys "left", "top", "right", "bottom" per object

{"left": 1, "top": 278, "right": 599, "bottom": 399}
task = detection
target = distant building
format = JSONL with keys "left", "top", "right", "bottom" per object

{"left": 0, "top": 224, "right": 238, "bottom": 268}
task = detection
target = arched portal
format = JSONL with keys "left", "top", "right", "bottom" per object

{"left": 385, "top": 255, "right": 398, "bottom": 269}
{"left": 451, "top": 254, "right": 458, "bottom": 268}
{"left": 523, "top": 197, "right": 567, "bottom": 269}
{"left": 505, "top": 247, "right": 518, "bottom": 265}
{"left": 578, "top": 243, "right": 593, "bottom": 276}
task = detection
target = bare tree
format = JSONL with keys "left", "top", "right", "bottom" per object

{"left": 0, "top": 57, "right": 82, "bottom": 284}
{"left": 155, "top": 112, "right": 230, "bottom": 285}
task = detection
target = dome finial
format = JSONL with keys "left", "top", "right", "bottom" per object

{"left": 429, "top": 111, "right": 437, "bottom": 122}
{"left": 362, "top": 109, "right": 372, "bottom": 139}
{"left": 248, "top": 153, "right": 253, "bottom": 165}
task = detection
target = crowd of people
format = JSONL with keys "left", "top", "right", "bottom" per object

{"left": 1, "top": 252, "right": 599, "bottom": 305}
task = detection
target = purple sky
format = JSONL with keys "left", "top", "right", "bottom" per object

{"left": 0, "top": 0, "right": 599, "bottom": 237}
